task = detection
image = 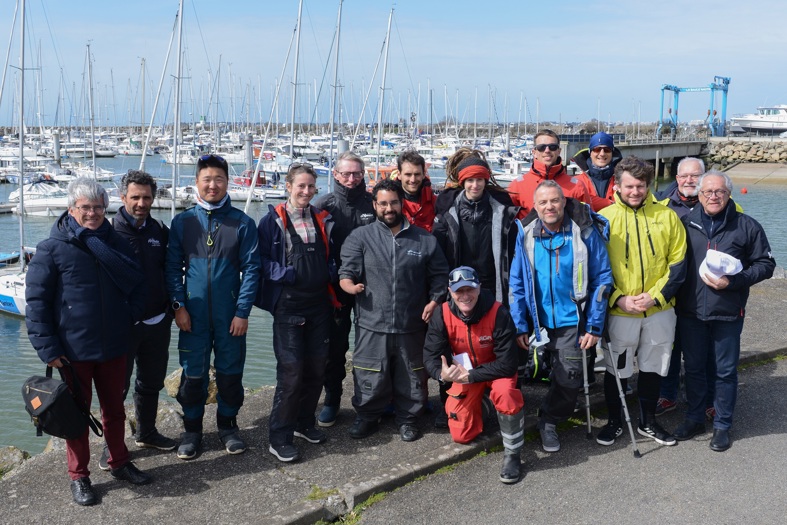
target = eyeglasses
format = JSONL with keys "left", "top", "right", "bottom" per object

{"left": 336, "top": 170, "right": 365, "bottom": 179}
{"left": 74, "top": 205, "right": 106, "bottom": 214}
{"left": 699, "top": 189, "right": 730, "bottom": 198}
{"left": 591, "top": 147, "right": 612, "bottom": 154}
{"left": 534, "top": 143, "right": 560, "bottom": 152}
{"left": 449, "top": 267, "right": 478, "bottom": 285}
{"left": 676, "top": 173, "right": 702, "bottom": 180}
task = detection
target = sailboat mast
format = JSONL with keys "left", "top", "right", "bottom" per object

{"left": 171, "top": 0, "right": 185, "bottom": 219}
{"left": 328, "top": 0, "right": 343, "bottom": 191}
{"left": 375, "top": 8, "right": 393, "bottom": 182}
{"left": 140, "top": 58, "right": 145, "bottom": 138}
{"left": 289, "top": 0, "right": 303, "bottom": 164}
{"left": 87, "top": 43, "right": 97, "bottom": 178}
{"left": 17, "top": 0, "right": 26, "bottom": 270}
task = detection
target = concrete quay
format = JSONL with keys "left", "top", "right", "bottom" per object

{"left": 1, "top": 278, "right": 786, "bottom": 524}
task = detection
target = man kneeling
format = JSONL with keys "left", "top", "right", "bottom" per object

{"left": 424, "top": 266, "right": 525, "bottom": 484}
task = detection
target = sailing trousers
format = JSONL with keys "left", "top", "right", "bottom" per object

{"left": 123, "top": 315, "right": 172, "bottom": 439}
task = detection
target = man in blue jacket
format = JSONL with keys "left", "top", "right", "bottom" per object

{"left": 509, "top": 181, "right": 613, "bottom": 453}
{"left": 26, "top": 177, "right": 150, "bottom": 506}
{"left": 672, "top": 171, "right": 775, "bottom": 451}
{"left": 165, "top": 154, "right": 261, "bottom": 460}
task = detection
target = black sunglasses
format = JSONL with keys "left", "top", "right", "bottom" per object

{"left": 198, "top": 154, "right": 228, "bottom": 166}
{"left": 534, "top": 143, "right": 560, "bottom": 152}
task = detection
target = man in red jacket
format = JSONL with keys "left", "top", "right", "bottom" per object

{"left": 508, "top": 129, "right": 589, "bottom": 217}
{"left": 423, "top": 266, "right": 525, "bottom": 484}
{"left": 394, "top": 150, "right": 436, "bottom": 231}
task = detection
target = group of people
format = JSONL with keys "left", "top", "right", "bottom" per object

{"left": 25, "top": 131, "right": 775, "bottom": 505}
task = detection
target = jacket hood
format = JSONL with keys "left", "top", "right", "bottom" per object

{"left": 570, "top": 147, "right": 623, "bottom": 173}
{"left": 521, "top": 198, "right": 609, "bottom": 241}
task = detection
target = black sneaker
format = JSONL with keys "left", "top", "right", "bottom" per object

{"left": 349, "top": 417, "right": 379, "bottom": 439}
{"left": 269, "top": 443, "right": 301, "bottom": 462}
{"left": 98, "top": 446, "right": 110, "bottom": 471}
{"left": 70, "top": 477, "right": 96, "bottom": 506}
{"left": 399, "top": 423, "right": 420, "bottom": 442}
{"left": 638, "top": 420, "right": 677, "bottom": 446}
{"left": 596, "top": 420, "right": 623, "bottom": 446}
{"left": 135, "top": 430, "right": 178, "bottom": 451}
{"left": 294, "top": 427, "right": 328, "bottom": 444}
{"left": 110, "top": 462, "right": 152, "bottom": 485}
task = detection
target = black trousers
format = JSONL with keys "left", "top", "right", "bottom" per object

{"left": 123, "top": 315, "right": 172, "bottom": 438}
{"left": 322, "top": 303, "right": 354, "bottom": 407}
{"left": 269, "top": 300, "right": 331, "bottom": 446}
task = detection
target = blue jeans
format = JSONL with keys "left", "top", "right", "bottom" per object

{"left": 659, "top": 323, "right": 716, "bottom": 405}
{"left": 678, "top": 316, "right": 744, "bottom": 430}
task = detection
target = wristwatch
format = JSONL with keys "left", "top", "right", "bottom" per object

{"left": 172, "top": 300, "right": 184, "bottom": 311}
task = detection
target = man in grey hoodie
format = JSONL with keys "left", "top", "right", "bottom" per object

{"left": 339, "top": 179, "right": 449, "bottom": 442}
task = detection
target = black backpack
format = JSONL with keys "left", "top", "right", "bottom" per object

{"left": 522, "top": 344, "right": 552, "bottom": 384}
{"left": 21, "top": 362, "right": 103, "bottom": 440}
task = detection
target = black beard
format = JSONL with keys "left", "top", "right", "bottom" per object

{"left": 378, "top": 211, "right": 402, "bottom": 228}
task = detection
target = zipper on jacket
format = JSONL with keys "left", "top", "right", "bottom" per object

{"left": 633, "top": 210, "right": 648, "bottom": 317}
{"left": 465, "top": 324, "right": 480, "bottom": 368}
{"left": 207, "top": 210, "right": 214, "bottom": 330}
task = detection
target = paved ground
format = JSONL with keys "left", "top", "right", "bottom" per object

{"left": 1, "top": 279, "right": 786, "bottom": 524}
{"left": 359, "top": 356, "right": 787, "bottom": 525}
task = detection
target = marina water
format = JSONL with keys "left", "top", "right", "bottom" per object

{"left": 1, "top": 157, "right": 784, "bottom": 454}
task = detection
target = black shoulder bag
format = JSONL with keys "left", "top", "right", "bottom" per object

{"left": 21, "top": 361, "right": 104, "bottom": 440}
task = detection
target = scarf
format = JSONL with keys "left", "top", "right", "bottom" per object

{"left": 66, "top": 215, "right": 144, "bottom": 296}
{"left": 195, "top": 193, "right": 229, "bottom": 211}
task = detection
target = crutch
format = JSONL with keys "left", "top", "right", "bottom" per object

{"left": 580, "top": 343, "right": 592, "bottom": 439}
{"left": 572, "top": 297, "right": 592, "bottom": 439}
{"left": 602, "top": 342, "right": 641, "bottom": 458}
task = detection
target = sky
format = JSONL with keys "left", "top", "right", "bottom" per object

{"left": 0, "top": 0, "right": 785, "bottom": 131}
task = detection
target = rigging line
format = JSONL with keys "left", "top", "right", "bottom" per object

{"left": 0, "top": 0, "right": 19, "bottom": 110}
{"left": 189, "top": 0, "right": 215, "bottom": 82}
{"left": 309, "top": 25, "right": 337, "bottom": 127}
{"left": 302, "top": 2, "right": 325, "bottom": 72}
{"left": 392, "top": 15, "right": 417, "bottom": 115}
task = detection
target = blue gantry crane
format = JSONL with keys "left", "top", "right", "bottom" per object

{"left": 657, "top": 76, "right": 731, "bottom": 137}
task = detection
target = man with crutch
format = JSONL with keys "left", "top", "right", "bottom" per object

{"left": 596, "top": 157, "right": 687, "bottom": 449}
{"left": 509, "top": 180, "right": 612, "bottom": 452}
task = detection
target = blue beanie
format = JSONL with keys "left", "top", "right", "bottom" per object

{"left": 589, "top": 132, "right": 614, "bottom": 150}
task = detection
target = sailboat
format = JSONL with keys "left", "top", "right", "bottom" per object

{"left": 0, "top": 0, "right": 30, "bottom": 317}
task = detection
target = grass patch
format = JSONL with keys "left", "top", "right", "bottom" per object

{"left": 340, "top": 492, "right": 389, "bottom": 524}
{"left": 739, "top": 354, "right": 786, "bottom": 370}
{"left": 307, "top": 485, "right": 339, "bottom": 501}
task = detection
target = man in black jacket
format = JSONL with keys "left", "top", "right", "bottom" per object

{"left": 102, "top": 170, "right": 177, "bottom": 470}
{"left": 26, "top": 177, "right": 151, "bottom": 506}
{"left": 672, "top": 171, "right": 775, "bottom": 451}
{"left": 313, "top": 151, "right": 375, "bottom": 427}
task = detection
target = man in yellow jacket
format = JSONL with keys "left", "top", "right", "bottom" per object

{"left": 596, "top": 156, "right": 687, "bottom": 447}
